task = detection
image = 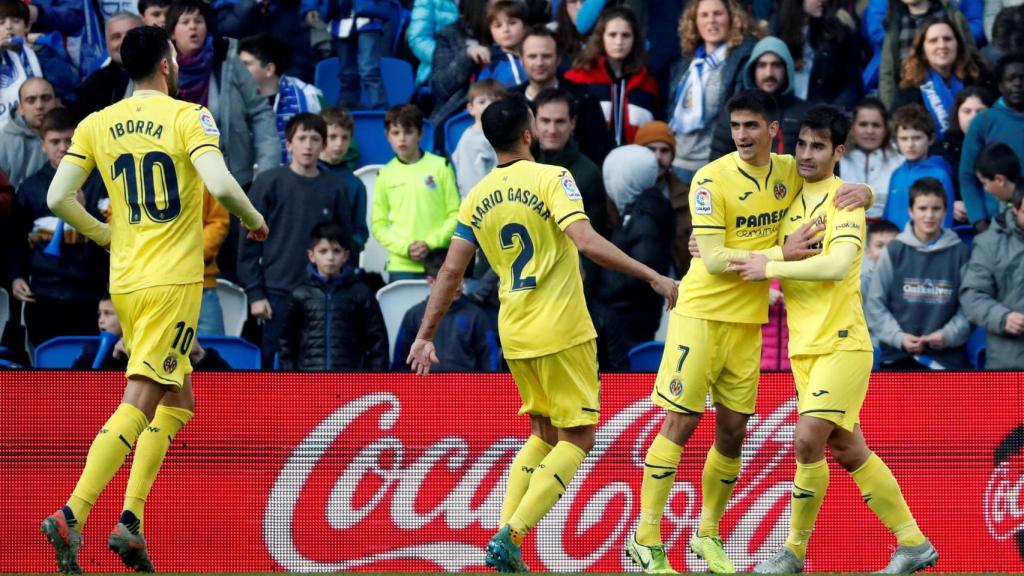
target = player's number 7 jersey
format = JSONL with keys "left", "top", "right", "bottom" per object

{"left": 62, "top": 92, "right": 222, "bottom": 294}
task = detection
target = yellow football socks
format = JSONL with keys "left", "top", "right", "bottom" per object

{"left": 851, "top": 452, "right": 925, "bottom": 547}
{"left": 123, "top": 405, "right": 193, "bottom": 531}
{"left": 500, "top": 435, "right": 553, "bottom": 525}
{"left": 637, "top": 434, "right": 683, "bottom": 545}
{"left": 507, "top": 441, "right": 586, "bottom": 543}
{"left": 697, "top": 445, "right": 741, "bottom": 537}
{"left": 785, "top": 459, "right": 829, "bottom": 559}
{"left": 67, "top": 403, "right": 148, "bottom": 530}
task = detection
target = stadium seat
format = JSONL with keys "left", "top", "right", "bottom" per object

{"left": 376, "top": 279, "right": 431, "bottom": 358}
{"left": 197, "top": 336, "right": 261, "bottom": 370}
{"left": 654, "top": 308, "right": 670, "bottom": 342}
{"left": 354, "top": 164, "right": 389, "bottom": 280}
{"left": 444, "top": 110, "right": 474, "bottom": 158}
{"left": 966, "top": 326, "right": 986, "bottom": 369}
{"left": 0, "top": 287, "right": 8, "bottom": 338}
{"left": 953, "top": 224, "right": 975, "bottom": 248}
{"left": 351, "top": 111, "right": 435, "bottom": 167}
{"left": 315, "top": 56, "right": 415, "bottom": 108}
{"left": 35, "top": 336, "right": 99, "bottom": 368}
{"left": 215, "top": 279, "right": 248, "bottom": 337}
{"left": 628, "top": 341, "right": 665, "bottom": 371}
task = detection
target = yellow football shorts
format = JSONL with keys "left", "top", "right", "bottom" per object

{"left": 652, "top": 314, "right": 762, "bottom": 416}
{"left": 791, "top": 350, "right": 873, "bottom": 432}
{"left": 112, "top": 283, "right": 202, "bottom": 390}
{"left": 507, "top": 339, "right": 600, "bottom": 429}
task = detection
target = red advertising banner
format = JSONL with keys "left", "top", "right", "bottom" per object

{"left": 2, "top": 371, "right": 1023, "bottom": 572}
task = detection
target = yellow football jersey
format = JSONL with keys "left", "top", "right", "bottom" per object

{"left": 776, "top": 175, "right": 872, "bottom": 356}
{"left": 454, "top": 159, "right": 596, "bottom": 359}
{"left": 678, "top": 152, "right": 803, "bottom": 324}
{"left": 63, "top": 91, "right": 221, "bottom": 294}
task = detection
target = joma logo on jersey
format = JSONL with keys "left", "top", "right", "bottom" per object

{"left": 736, "top": 209, "right": 787, "bottom": 228}
{"left": 109, "top": 120, "right": 164, "bottom": 140}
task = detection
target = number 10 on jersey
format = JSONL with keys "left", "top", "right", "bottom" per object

{"left": 112, "top": 151, "right": 182, "bottom": 224}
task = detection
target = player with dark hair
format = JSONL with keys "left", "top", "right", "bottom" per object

{"left": 729, "top": 105, "right": 936, "bottom": 573}
{"left": 406, "top": 93, "right": 677, "bottom": 572}
{"left": 627, "top": 92, "right": 874, "bottom": 574}
{"left": 40, "top": 25, "right": 267, "bottom": 574}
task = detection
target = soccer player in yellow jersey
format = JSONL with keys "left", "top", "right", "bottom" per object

{"left": 405, "top": 94, "right": 677, "bottom": 573}
{"left": 728, "top": 106, "right": 937, "bottom": 574}
{"left": 39, "top": 26, "right": 268, "bottom": 574}
{"left": 627, "top": 91, "right": 874, "bottom": 574}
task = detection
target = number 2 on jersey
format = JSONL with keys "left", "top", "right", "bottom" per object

{"left": 113, "top": 152, "right": 181, "bottom": 224}
{"left": 500, "top": 223, "right": 537, "bottom": 291}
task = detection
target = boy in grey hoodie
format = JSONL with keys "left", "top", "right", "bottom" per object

{"left": 866, "top": 177, "right": 971, "bottom": 369}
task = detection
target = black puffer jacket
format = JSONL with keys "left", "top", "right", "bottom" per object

{"left": 597, "top": 188, "right": 674, "bottom": 348}
{"left": 279, "top": 267, "right": 389, "bottom": 371}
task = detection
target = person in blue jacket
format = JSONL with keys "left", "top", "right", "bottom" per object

{"left": 884, "top": 104, "right": 956, "bottom": 229}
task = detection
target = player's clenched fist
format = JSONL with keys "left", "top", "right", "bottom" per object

{"left": 247, "top": 222, "right": 269, "bottom": 241}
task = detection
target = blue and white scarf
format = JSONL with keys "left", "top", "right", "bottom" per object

{"left": 67, "top": 0, "right": 107, "bottom": 77}
{"left": 0, "top": 45, "right": 41, "bottom": 129}
{"left": 670, "top": 42, "right": 727, "bottom": 134}
{"left": 920, "top": 69, "right": 963, "bottom": 138}
{"left": 276, "top": 75, "right": 324, "bottom": 162}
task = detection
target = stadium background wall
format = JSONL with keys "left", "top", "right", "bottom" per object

{"left": 2, "top": 371, "right": 1024, "bottom": 572}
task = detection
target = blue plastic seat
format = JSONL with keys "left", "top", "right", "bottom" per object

{"left": 34, "top": 336, "right": 99, "bottom": 368}
{"left": 966, "top": 326, "right": 986, "bottom": 369}
{"left": 628, "top": 341, "right": 665, "bottom": 372}
{"left": 444, "top": 110, "right": 474, "bottom": 158}
{"left": 197, "top": 336, "right": 261, "bottom": 370}
{"left": 352, "top": 110, "right": 434, "bottom": 167}
{"left": 953, "top": 224, "right": 976, "bottom": 248}
{"left": 315, "top": 56, "right": 415, "bottom": 108}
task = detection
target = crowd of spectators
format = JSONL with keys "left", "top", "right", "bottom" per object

{"left": 1, "top": 0, "right": 1023, "bottom": 372}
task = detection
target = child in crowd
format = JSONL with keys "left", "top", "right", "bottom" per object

{"left": 238, "top": 113, "right": 356, "bottom": 367}
{"left": 279, "top": 223, "right": 388, "bottom": 370}
{"left": 392, "top": 250, "right": 499, "bottom": 372}
{"left": 477, "top": 0, "right": 528, "bottom": 87}
{"left": 883, "top": 104, "right": 956, "bottom": 229}
{"left": 452, "top": 79, "right": 506, "bottom": 197}
{"left": 0, "top": 0, "right": 77, "bottom": 116}
{"left": 862, "top": 219, "right": 901, "bottom": 302}
{"left": 317, "top": 106, "right": 368, "bottom": 256}
{"left": 370, "top": 104, "right": 459, "bottom": 281}
{"left": 238, "top": 34, "right": 325, "bottom": 164}
{"left": 974, "top": 142, "right": 1021, "bottom": 213}
{"left": 138, "top": 0, "right": 170, "bottom": 27}
{"left": 867, "top": 177, "right": 971, "bottom": 370}
{"left": 72, "top": 297, "right": 231, "bottom": 370}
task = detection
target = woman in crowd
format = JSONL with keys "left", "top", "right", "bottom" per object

{"left": 932, "top": 85, "right": 996, "bottom": 218}
{"left": 406, "top": 0, "right": 459, "bottom": 88}
{"left": 839, "top": 98, "right": 905, "bottom": 220}
{"left": 892, "top": 15, "right": 988, "bottom": 139}
{"left": 167, "top": 0, "right": 279, "bottom": 190}
{"left": 565, "top": 6, "right": 659, "bottom": 146}
{"left": 772, "top": 0, "right": 862, "bottom": 109}
{"left": 428, "top": 0, "right": 492, "bottom": 129}
{"left": 667, "top": 0, "right": 756, "bottom": 182}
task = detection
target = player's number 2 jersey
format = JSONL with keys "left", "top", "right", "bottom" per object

{"left": 454, "top": 160, "right": 596, "bottom": 359}
{"left": 63, "top": 92, "right": 221, "bottom": 294}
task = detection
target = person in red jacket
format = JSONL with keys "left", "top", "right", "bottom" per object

{"left": 564, "top": 6, "right": 659, "bottom": 146}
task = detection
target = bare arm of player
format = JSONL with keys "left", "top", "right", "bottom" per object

{"left": 407, "top": 237, "right": 477, "bottom": 376}
{"left": 834, "top": 183, "right": 875, "bottom": 210}
{"left": 564, "top": 219, "right": 678, "bottom": 310}
{"left": 46, "top": 162, "right": 111, "bottom": 247}
{"left": 726, "top": 242, "right": 858, "bottom": 282}
{"left": 193, "top": 152, "right": 267, "bottom": 238}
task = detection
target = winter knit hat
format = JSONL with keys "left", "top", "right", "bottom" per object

{"left": 633, "top": 121, "right": 676, "bottom": 157}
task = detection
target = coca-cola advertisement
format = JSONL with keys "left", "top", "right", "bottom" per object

{"left": 2, "top": 371, "right": 1023, "bottom": 572}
